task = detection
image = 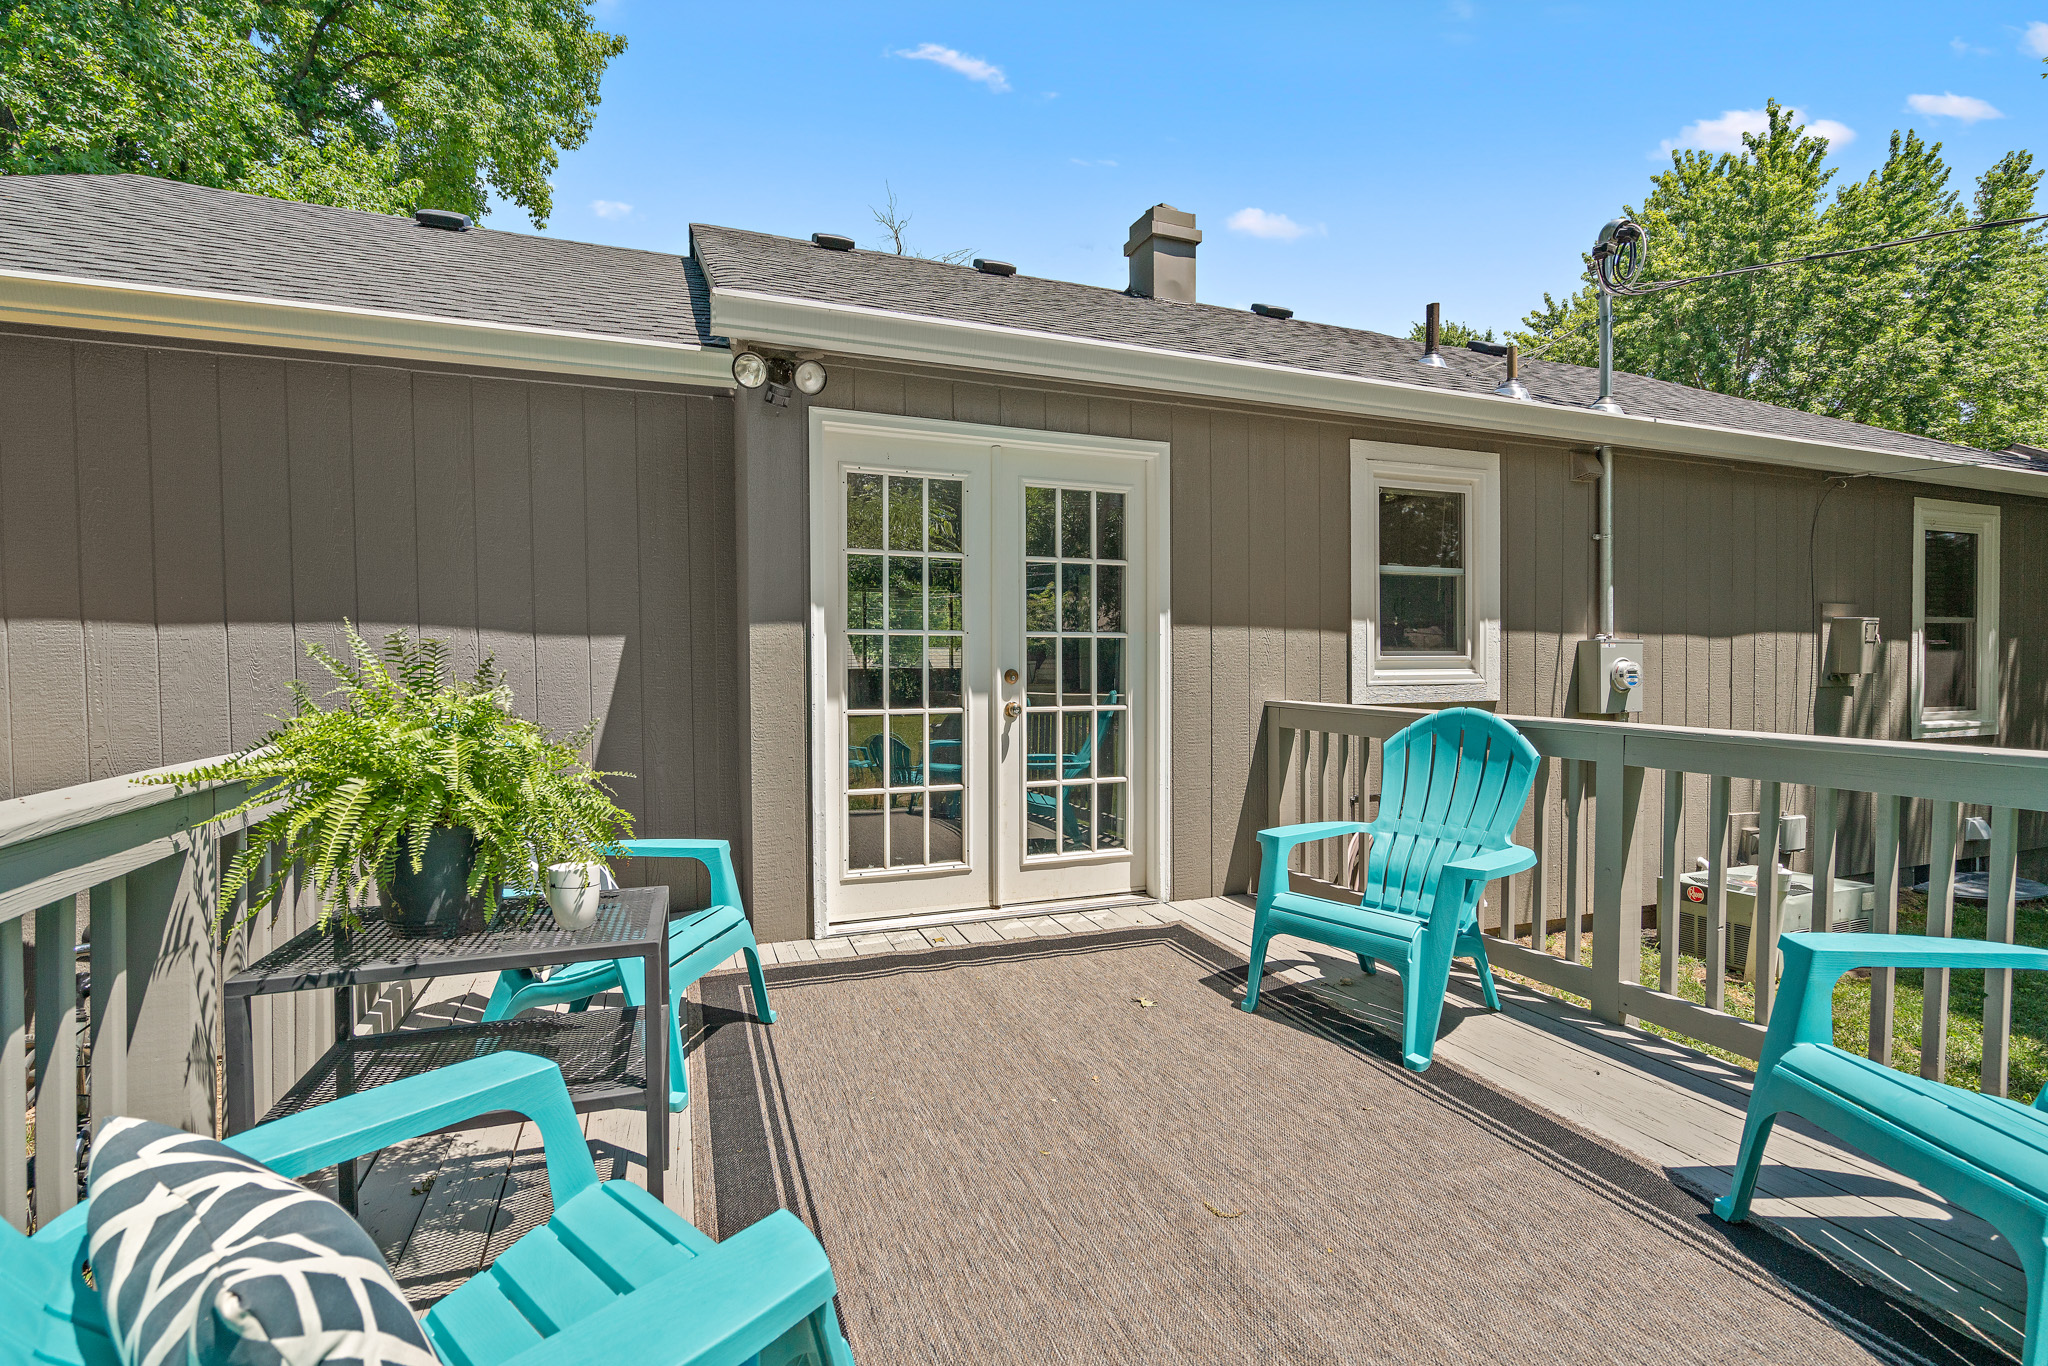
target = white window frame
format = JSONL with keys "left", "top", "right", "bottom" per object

{"left": 1350, "top": 440, "right": 1501, "bottom": 704}
{"left": 1911, "top": 497, "right": 2000, "bottom": 739}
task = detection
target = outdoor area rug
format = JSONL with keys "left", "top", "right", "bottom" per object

{"left": 692, "top": 924, "right": 2007, "bottom": 1366}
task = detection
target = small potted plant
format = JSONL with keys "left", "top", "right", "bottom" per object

{"left": 146, "top": 624, "right": 633, "bottom": 937}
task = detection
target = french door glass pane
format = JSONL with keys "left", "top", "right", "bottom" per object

{"left": 1023, "top": 483, "right": 1129, "bottom": 859}
{"left": 845, "top": 472, "right": 967, "bottom": 871}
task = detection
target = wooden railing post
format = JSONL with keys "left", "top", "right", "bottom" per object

{"left": 34, "top": 895, "right": 80, "bottom": 1223}
{"left": 1, "top": 917, "right": 23, "bottom": 1231}
{"left": 1705, "top": 776, "right": 1731, "bottom": 1013}
{"left": 1810, "top": 786, "right": 1839, "bottom": 924}
{"left": 1265, "top": 711, "right": 1290, "bottom": 834}
{"left": 89, "top": 875, "right": 129, "bottom": 1132}
{"left": 1659, "top": 770, "right": 1683, "bottom": 995}
{"left": 1923, "top": 800, "right": 1960, "bottom": 1082}
{"left": 1589, "top": 742, "right": 1643, "bottom": 1027}
{"left": 1752, "top": 783, "right": 1783, "bottom": 1026}
{"left": 1869, "top": 794, "right": 1901, "bottom": 1066}
{"left": 1982, "top": 806, "right": 2021, "bottom": 1097}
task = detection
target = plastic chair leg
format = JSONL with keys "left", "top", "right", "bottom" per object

{"left": 742, "top": 940, "right": 777, "bottom": 1024}
{"left": 1710, "top": 1087, "right": 1782, "bottom": 1225}
{"left": 482, "top": 970, "right": 529, "bottom": 1022}
{"left": 1466, "top": 935, "right": 1502, "bottom": 1011}
{"left": 1356, "top": 954, "right": 1377, "bottom": 977}
{"left": 1243, "top": 921, "right": 1273, "bottom": 1012}
{"left": 1401, "top": 951, "right": 1454, "bottom": 1072}
{"left": 2019, "top": 1233, "right": 2048, "bottom": 1366}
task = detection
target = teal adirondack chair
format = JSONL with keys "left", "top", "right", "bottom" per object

{"left": 1244, "top": 707, "right": 1539, "bottom": 1072}
{"left": 483, "top": 839, "right": 775, "bottom": 1112}
{"left": 1, "top": 1051, "right": 854, "bottom": 1366}
{"left": 1025, "top": 699, "right": 1117, "bottom": 847}
{"left": 1715, "top": 932, "right": 2048, "bottom": 1364}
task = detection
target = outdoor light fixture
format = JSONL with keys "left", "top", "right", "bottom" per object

{"left": 731, "top": 351, "right": 769, "bottom": 388}
{"left": 794, "top": 359, "right": 829, "bottom": 395}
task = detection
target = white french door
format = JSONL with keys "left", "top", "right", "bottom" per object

{"left": 809, "top": 411, "right": 1167, "bottom": 929}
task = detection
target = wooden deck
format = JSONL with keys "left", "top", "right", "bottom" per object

{"left": 349, "top": 898, "right": 2025, "bottom": 1358}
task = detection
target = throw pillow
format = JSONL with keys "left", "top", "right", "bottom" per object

{"left": 86, "top": 1117, "right": 438, "bottom": 1366}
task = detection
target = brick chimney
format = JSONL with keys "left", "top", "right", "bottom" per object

{"left": 1124, "top": 204, "right": 1202, "bottom": 302}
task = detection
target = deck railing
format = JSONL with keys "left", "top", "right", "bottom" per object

{"left": 0, "top": 761, "right": 388, "bottom": 1232}
{"left": 1265, "top": 702, "right": 2048, "bottom": 1081}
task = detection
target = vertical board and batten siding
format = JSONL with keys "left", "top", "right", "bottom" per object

{"left": 0, "top": 328, "right": 742, "bottom": 914}
{"left": 831, "top": 359, "right": 2048, "bottom": 906}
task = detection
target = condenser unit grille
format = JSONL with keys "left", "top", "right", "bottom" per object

{"left": 1678, "top": 909, "right": 1750, "bottom": 976}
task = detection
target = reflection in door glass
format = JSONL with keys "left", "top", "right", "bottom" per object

{"left": 845, "top": 472, "right": 967, "bottom": 871}
{"left": 1022, "top": 484, "right": 1130, "bottom": 860}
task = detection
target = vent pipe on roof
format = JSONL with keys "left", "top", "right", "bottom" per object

{"left": 1416, "top": 302, "right": 1447, "bottom": 367}
{"left": 1125, "top": 205, "right": 1201, "bottom": 302}
{"left": 1495, "top": 344, "right": 1531, "bottom": 400}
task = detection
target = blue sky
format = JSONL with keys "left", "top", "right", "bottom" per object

{"left": 527, "top": 2, "right": 2048, "bottom": 340}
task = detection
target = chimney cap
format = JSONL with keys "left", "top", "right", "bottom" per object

{"left": 811, "top": 232, "right": 856, "bottom": 251}
{"left": 414, "top": 208, "right": 471, "bottom": 232}
{"left": 1124, "top": 203, "right": 1203, "bottom": 257}
{"left": 1250, "top": 303, "right": 1294, "bottom": 319}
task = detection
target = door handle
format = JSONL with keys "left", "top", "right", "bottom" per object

{"left": 1004, "top": 700, "right": 1022, "bottom": 720}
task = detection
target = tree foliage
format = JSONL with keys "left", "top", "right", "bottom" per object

{"left": 0, "top": 0, "right": 625, "bottom": 224}
{"left": 1514, "top": 101, "right": 2048, "bottom": 450}
{"left": 143, "top": 624, "right": 633, "bottom": 933}
{"left": 1406, "top": 317, "right": 1497, "bottom": 347}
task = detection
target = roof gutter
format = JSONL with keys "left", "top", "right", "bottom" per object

{"left": 709, "top": 285, "right": 2048, "bottom": 498}
{"left": 0, "top": 267, "right": 737, "bottom": 387}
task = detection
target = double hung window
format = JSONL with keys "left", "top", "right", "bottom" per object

{"left": 1913, "top": 498, "right": 2000, "bottom": 738}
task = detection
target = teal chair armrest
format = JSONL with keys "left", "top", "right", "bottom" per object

{"left": 502, "top": 1210, "right": 838, "bottom": 1366}
{"left": 610, "top": 838, "right": 742, "bottom": 912}
{"left": 1254, "top": 822, "right": 1369, "bottom": 902}
{"left": 227, "top": 1052, "right": 600, "bottom": 1207}
{"left": 1767, "top": 933, "right": 2048, "bottom": 1067}
{"left": 1440, "top": 845, "right": 1538, "bottom": 884}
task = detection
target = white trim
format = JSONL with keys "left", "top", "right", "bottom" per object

{"left": 805, "top": 407, "right": 1172, "bottom": 924}
{"left": 710, "top": 286, "right": 2048, "bottom": 498}
{"left": 1911, "top": 497, "right": 2002, "bottom": 740}
{"left": 0, "top": 267, "right": 737, "bottom": 386}
{"left": 1350, "top": 441, "right": 1501, "bottom": 704}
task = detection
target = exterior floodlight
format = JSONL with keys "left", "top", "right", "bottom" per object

{"left": 793, "top": 360, "right": 829, "bottom": 395}
{"left": 731, "top": 351, "right": 769, "bottom": 388}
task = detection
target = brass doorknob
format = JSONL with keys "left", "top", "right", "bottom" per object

{"left": 1004, "top": 700, "right": 1022, "bottom": 720}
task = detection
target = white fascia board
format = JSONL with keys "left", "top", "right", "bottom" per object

{"left": 712, "top": 287, "right": 2048, "bottom": 499}
{"left": 0, "top": 267, "right": 737, "bottom": 387}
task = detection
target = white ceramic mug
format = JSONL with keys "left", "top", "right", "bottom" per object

{"left": 545, "top": 862, "right": 605, "bottom": 930}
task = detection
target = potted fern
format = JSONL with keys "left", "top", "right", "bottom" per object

{"left": 146, "top": 625, "right": 633, "bottom": 936}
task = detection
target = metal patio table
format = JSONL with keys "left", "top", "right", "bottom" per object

{"left": 223, "top": 886, "right": 673, "bottom": 1203}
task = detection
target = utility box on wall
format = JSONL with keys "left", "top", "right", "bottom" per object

{"left": 1575, "top": 638, "right": 1645, "bottom": 715}
{"left": 1824, "top": 616, "right": 1881, "bottom": 679}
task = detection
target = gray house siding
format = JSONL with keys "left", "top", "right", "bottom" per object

{"left": 823, "top": 358, "right": 2048, "bottom": 909}
{"left": 0, "top": 326, "right": 742, "bottom": 913}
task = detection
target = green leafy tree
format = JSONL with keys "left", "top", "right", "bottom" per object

{"left": 1406, "top": 317, "right": 1496, "bottom": 347}
{"left": 1514, "top": 101, "right": 2048, "bottom": 450}
{"left": 0, "top": 0, "right": 624, "bottom": 225}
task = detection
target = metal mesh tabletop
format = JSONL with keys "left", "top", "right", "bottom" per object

{"left": 259, "top": 1007, "right": 649, "bottom": 1126}
{"left": 226, "top": 887, "right": 668, "bottom": 995}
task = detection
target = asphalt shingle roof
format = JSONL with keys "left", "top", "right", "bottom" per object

{"left": 0, "top": 174, "right": 714, "bottom": 346}
{"left": 690, "top": 222, "right": 2048, "bottom": 477}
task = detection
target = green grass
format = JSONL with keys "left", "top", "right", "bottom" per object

{"left": 1505, "top": 891, "right": 2048, "bottom": 1102}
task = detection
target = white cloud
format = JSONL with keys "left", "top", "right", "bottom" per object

{"left": 1657, "top": 106, "right": 1854, "bottom": 155}
{"left": 1952, "top": 36, "right": 1991, "bottom": 56}
{"left": 894, "top": 42, "right": 1009, "bottom": 92}
{"left": 2024, "top": 21, "right": 2048, "bottom": 56}
{"left": 590, "top": 199, "right": 632, "bottom": 220}
{"left": 1906, "top": 91, "right": 2005, "bottom": 122}
{"left": 1226, "top": 207, "right": 1321, "bottom": 241}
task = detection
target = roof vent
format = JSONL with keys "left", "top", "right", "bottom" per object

{"left": 1466, "top": 340, "right": 1508, "bottom": 356}
{"left": 973, "top": 258, "right": 1016, "bottom": 277}
{"left": 812, "top": 232, "right": 856, "bottom": 251}
{"left": 1416, "top": 301, "right": 1447, "bottom": 367}
{"left": 414, "top": 208, "right": 471, "bottom": 232}
{"left": 1250, "top": 303, "right": 1293, "bottom": 319}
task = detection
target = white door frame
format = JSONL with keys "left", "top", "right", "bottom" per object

{"left": 806, "top": 405, "right": 1172, "bottom": 937}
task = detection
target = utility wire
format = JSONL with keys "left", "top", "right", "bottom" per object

{"left": 1602, "top": 211, "right": 2048, "bottom": 297}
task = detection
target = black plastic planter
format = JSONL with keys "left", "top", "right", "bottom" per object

{"left": 388, "top": 826, "right": 478, "bottom": 936}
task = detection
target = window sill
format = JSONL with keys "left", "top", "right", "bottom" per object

{"left": 1354, "top": 675, "right": 1500, "bottom": 705}
{"left": 1913, "top": 716, "right": 2000, "bottom": 740}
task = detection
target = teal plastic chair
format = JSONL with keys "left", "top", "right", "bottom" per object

{"left": 483, "top": 839, "right": 775, "bottom": 1112}
{"left": 1244, "top": 707, "right": 1539, "bottom": 1071}
{"left": 1715, "top": 932, "right": 2048, "bottom": 1364}
{"left": 1, "top": 1052, "right": 854, "bottom": 1366}
{"left": 1025, "top": 699, "right": 1117, "bottom": 846}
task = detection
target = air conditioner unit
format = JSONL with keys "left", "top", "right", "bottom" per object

{"left": 1658, "top": 865, "right": 1875, "bottom": 981}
